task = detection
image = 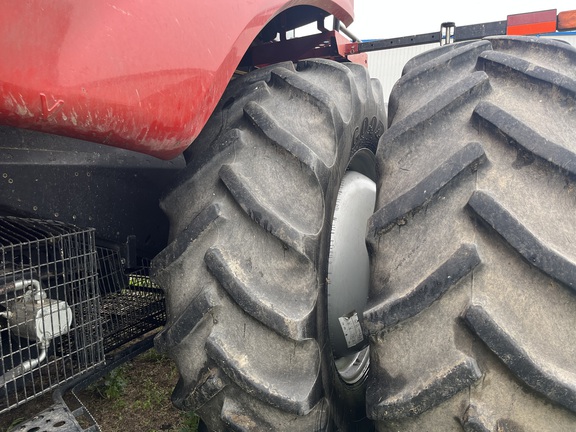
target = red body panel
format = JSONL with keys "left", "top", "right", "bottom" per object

{"left": 0, "top": 1, "right": 353, "bottom": 159}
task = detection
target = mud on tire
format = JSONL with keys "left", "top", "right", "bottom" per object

{"left": 365, "top": 37, "right": 576, "bottom": 431}
{"left": 151, "top": 59, "right": 385, "bottom": 431}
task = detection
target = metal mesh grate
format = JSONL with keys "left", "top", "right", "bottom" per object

{"left": 0, "top": 217, "right": 104, "bottom": 414}
{"left": 97, "top": 247, "right": 165, "bottom": 353}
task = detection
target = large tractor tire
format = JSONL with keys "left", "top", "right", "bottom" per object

{"left": 365, "top": 37, "right": 576, "bottom": 431}
{"left": 151, "top": 59, "right": 385, "bottom": 430}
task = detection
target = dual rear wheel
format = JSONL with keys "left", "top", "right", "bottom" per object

{"left": 152, "top": 37, "right": 576, "bottom": 431}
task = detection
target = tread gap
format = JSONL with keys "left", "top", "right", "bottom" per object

{"left": 389, "top": 40, "right": 492, "bottom": 125}
{"left": 295, "top": 58, "right": 356, "bottom": 123}
{"left": 478, "top": 50, "right": 576, "bottom": 97}
{"left": 488, "top": 36, "right": 576, "bottom": 81}
{"left": 178, "top": 81, "right": 269, "bottom": 176}
{"left": 367, "top": 357, "right": 482, "bottom": 420}
{"left": 152, "top": 203, "right": 223, "bottom": 278}
{"left": 383, "top": 71, "right": 491, "bottom": 146}
{"left": 468, "top": 190, "right": 576, "bottom": 291}
{"left": 219, "top": 163, "right": 320, "bottom": 261}
{"left": 461, "top": 404, "right": 493, "bottom": 432}
{"left": 266, "top": 69, "right": 341, "bottom": 167}
{"left": 368, "top": 142, "right": 486, "bottom": 237}
{"left": 474, "top": 101, "right": 576, "bottom": 177}
{"left": 172, "top": 364, "right": 229, "bottom": 412}
{"left": 166, "top": 96, "right": 268, "bottom": 204}
{"left": 243, "top": 101, "right": 329, "bottom": 177}
{"left": 221, "top": 391, "right": 329, "bottom": 432}
{"left": 159, "top": 128, "right": 249, "bottom": 237}
{"left": 364, "top": 243, "right": 481, "bottom": 334}
{"left": 464, "top": 304, "right": 576, "bottom": 413}
{"left": 205, "top": 296, "right": 322, "bottom": 416}
{"left": 155, "top": 285, "right": 223, "bottom": 353}
{"left": 204, "top": 245, "right": 316, "bottom": 341}
{"left": 401, "top": 41, "right": 478, "bottom": 76}
{"left": 221, "top": 395, "right": 275, "bottom": 431}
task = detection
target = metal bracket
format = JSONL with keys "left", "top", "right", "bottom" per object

{"left": 350, "top": 21, "right": 507, "bottom": 53}
{"left": 242, "top": 30, "right": 367, "bottom": 67}
{"left": 441, "top": 22, "right": 455, "bottom": 45}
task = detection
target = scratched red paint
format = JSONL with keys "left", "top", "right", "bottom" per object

{"left": 0, "top": 1, "right": 354, "bottom": 160}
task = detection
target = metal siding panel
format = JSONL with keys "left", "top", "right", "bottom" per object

{"left": 542, "top": 34, "right": 576, "bottom": 47}
{"left": 367, "top": 45, "right": 436, "bottom": 104}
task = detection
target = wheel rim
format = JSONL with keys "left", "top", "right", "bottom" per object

{"left": 327, "top": 153, "right": 376, "bottom": 384}
{"left": 335, "top": 346, "right": 371, "bottom": 385}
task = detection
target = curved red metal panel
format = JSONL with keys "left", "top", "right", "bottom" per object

{"left": 0, "top": 0, "right": 353, "bottom": 159}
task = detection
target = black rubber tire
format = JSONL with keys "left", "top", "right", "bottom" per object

{"left": 151, "top": 59, "right": 385, "bottom": 431}
{"left": 365, "top": 36, "right": 576, "bottom": 431}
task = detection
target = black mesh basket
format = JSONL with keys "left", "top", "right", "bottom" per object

{"left": 97, "top": 246, "right": 165, "bottom": 354}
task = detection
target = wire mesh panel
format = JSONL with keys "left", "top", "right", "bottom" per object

{"left": 0, "top": 217, "right": 104, "bottom": 414}
{"left": 97, "top": 247, "right": 165, "bottom": 353}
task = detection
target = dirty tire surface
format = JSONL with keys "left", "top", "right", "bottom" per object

{"left": 151, "top": 59, "right": 385, "bottom": 431}
{"left": 365, "top": 36, "right": 576, "bottom": 431}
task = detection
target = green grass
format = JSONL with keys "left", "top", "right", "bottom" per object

{"left": 178, "top": 411, "right": 200, "bottom": 432}
{"left": 91, "top": 365, "right": 129, "bottom": 402}
{"left": 83, "top": 349, "right": 200, "bottom": 431}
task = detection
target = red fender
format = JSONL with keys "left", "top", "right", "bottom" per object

{"left": 0, "top": 1, "right": 353, "bottom": 159}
